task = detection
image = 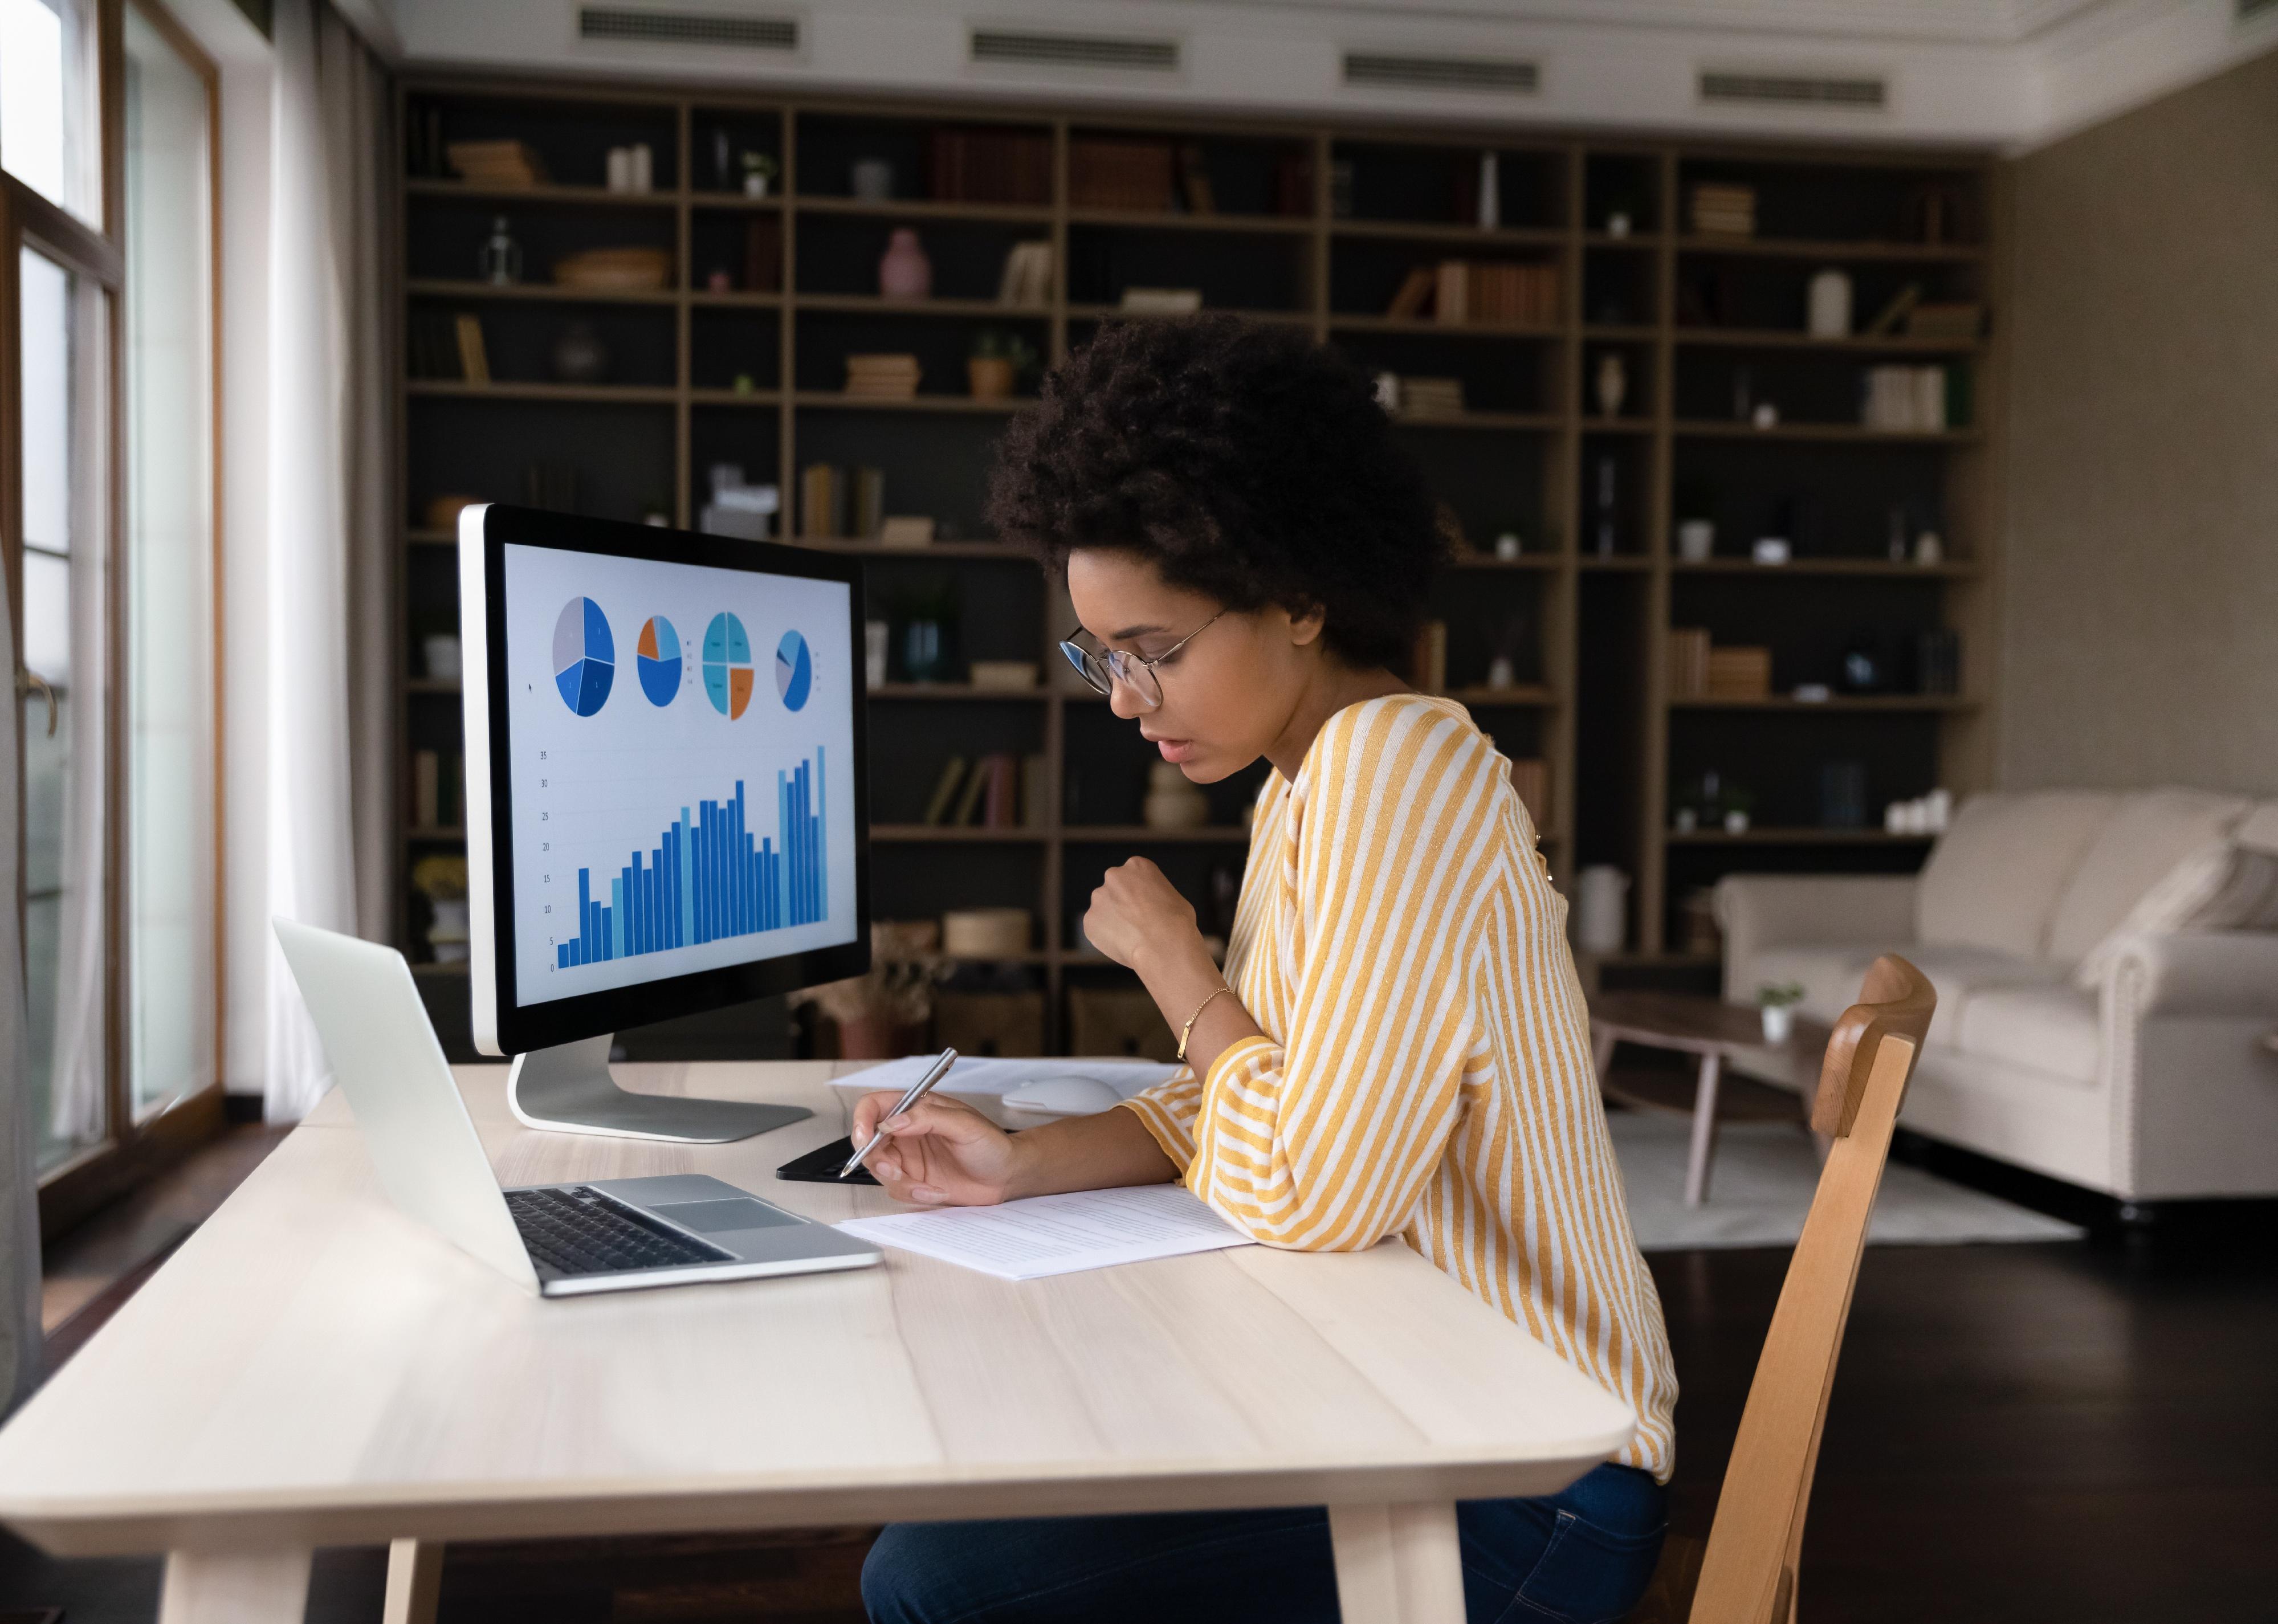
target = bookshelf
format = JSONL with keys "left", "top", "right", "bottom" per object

{"left": 394, "top": 79, "right": 1999, "bottom": 1049}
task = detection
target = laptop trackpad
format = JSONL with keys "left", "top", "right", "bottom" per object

{"left": 651, "top": 1197, "right": 802, "bottom": 1233}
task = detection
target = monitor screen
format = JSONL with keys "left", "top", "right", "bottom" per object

{"left": 461, "top": 507, "right": 869, "bottom": 1056}
{"left": 502, "top": 540, "right": 859, "bottom": 1005}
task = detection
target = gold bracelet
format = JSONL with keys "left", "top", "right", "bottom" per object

{"left": 1176, "top": 985, "right": 1234, "bottom": 1064}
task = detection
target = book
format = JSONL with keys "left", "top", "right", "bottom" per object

{"left": 1070, "top": 139, "right": 1175, "bottom": 210}
{"left": 1704, "top": 646, "right": 1772, "bottom": 700}
{"left": 926, "top": 127, "right": 1052, "bottom": 205}
{"left": 1385, "top": 266, "right": 1436, "bottom": 320}
{"left": 836, "top": 1182, "right": 1254, "bottom": 1282}
{"left": 1398, "top": 377, "right": 1466, "bottom": 419}
{"left": 1863, "top": 283, "right": 1924, "bottom": 337}
{"left": 878, "top": 515, "right": 934, "bottom": 548}
{"left": 1021, "top": 754, "right": 1049, "bottom": 830}
{"left": 744, "top": 215, "right": 783, "bottom": 293}
{"left": 1176, "top": 144, "right": 1216, "bottom": 214}
{"left": 1689, "top": 183, "right": 1756, "bottom": 237}
{"left": 1411, "top": 621, "right": 1448, "bottom": 695}
{"left": 412, "top": 750, "right": 441, "bottom": 829}
{"left": 923, "top": 757, "right": 968, "bottom": 825}
{"left": 851, "top": 466, "right": 886, "bottom": 540}
{"left": 951, "top": 758, "right": 992, "bottom": 826}
{"left": 982, "top": 753, "right": 1018, "bottom": 829}
{"left": 1905, "top": 301, "right": 1983, "bottom": 340}
{"left": 844, "top": 353, "right": 921, "bottom": 399}
{"left": 446, "top": 139, "right": 547, "bottom": 186}
{"left": 452, "top": 313, "right": 489, "bottom": 384}
{"left": 801, "top": 463, "right": 841, "bottom": 538}
{"left": 996, "top": 241, "right": 1054, "bottom": 307}
{"left": 1435, "top": 260, "right": 1469, "bottom": 324}
{"left": 1118, "top": 287, "right": 1202, "bottom": 315}
{"left": 1666, "top": 629, "right": 1711, "bottom": 699}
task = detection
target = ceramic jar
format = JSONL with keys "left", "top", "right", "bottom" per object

{"left": 878, "top": 228, "right": 932, "bottom": 301}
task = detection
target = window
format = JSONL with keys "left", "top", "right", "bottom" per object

{"left": 4, "top": 0, "right": 223, "bottom": 1226}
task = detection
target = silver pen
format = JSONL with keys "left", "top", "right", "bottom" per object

{"left": 839, "top": 1046, "right": 960, "bottom": 1178}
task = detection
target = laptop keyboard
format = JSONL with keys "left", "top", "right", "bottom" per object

{"left": 506, "top": 1185, "right": 735, "bottom": 1276}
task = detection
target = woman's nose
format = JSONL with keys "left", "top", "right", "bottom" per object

{"left": 1108, "top": 675, "right": 1148, "bottom": 720}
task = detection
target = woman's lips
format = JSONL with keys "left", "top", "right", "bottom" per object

{"left": 1147, "top": 736, "right": 1197, "bottom": 764}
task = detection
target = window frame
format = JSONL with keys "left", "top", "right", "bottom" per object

{"left": 2, "top": 0, "right": 228, "bottom": 1238}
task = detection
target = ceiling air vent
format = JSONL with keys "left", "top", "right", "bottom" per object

{"left": 1700, "top": 69, "right": 1886, "bottom": 110}
{"left": 577, "top": 7, "right": 798, "bottom": 51}
{"left": 1343, "top": 51, "right": 1538, "bottom": 96}
{"left": 969, "top": 27, "right": 1179, "bottom": 73}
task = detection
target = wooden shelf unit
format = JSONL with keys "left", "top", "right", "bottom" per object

{"left": 392, "top": 79, "right": 1999, "bottom": 1043}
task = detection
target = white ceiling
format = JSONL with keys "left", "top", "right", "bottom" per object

{"left": 385, "top": 0, "right": 2278, "bottom": 152}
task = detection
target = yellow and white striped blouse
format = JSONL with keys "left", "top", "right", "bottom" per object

{"left": 1120, "top": 693, "right": 1677, "bottom": 1481}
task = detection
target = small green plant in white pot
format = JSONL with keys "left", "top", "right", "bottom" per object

{"left": 1757, "top": 981, "right": 1806, "bottom": 1044}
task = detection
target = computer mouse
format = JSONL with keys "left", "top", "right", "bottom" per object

{"left": 1000, "top": 1076, "right": 1125, "bottom": 1117}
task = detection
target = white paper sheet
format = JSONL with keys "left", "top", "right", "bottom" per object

{"left": 837, "top": 1184, "right": 1255, "bottom": 1281}
{"left": 836, "top": 1055, "right": 1177, "bottom": 1104}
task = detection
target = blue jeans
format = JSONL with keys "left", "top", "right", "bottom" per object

{"left": 862, "top": 1461, "right": 1666, "bottom": 1624}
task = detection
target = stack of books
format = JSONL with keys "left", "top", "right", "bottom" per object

{"left": 1706, "top": 646, "right": 1773, "bottom": 700}
{"left": 409, "top": 751, "right": 466, "bottom": 830}
{"left": 923, "top": 754, "right": 1048, "bottom": 829}
{"left": 1396, "top": 377, "right": 1466, "bottom": 419}
{"left": 1861, "top": 365, "right": 1951, "bottom": 432}
{"left": 1666, "top": 628, "right": 1711, "bottom": 698}
{"left": 1118, "top": 287, "right": 1202, "bottom": 315}
{"left": 1690, "top": 183, "right": 1756, "bottom": 237}
{"left": 800, "top": 464, "right": 886, "bottom": 538}
{"left": 1410, "top": 621, "right": 1448, "bottom": 696}
{"left": 1070, "top": 140, "right": 1175, "bottom": 211}
{"left": 926, "top": 128, "right": 1052, "bottom": 205}
{"left": 996, "top": 242, "right": 1054, "bottom": 307}
{"left": 447, "top": 140, "right": 547, "bottom": 187}
{"left": 844, "top": 353, "right": 921, "bottom": 400}
{"left": 1396, "top": 260, "right": 1559, "bottom": 325}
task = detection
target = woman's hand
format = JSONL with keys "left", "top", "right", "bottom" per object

{"left": 850, "top": 1091, "right": 1026, "bottom": 1206}
{"left": 1083, "top": 856, "right": 1206, "bottom": 977}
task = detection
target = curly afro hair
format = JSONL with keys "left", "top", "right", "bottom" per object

{"left": 984, "top": 315, "right": 1446, "bottom": 671}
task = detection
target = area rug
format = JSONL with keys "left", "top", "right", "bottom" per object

{"left": 1609, "top": 1113, "right": 2083, "bottom": 1250}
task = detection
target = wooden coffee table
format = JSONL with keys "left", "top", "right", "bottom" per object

{"left": 1590, "top": 991, "right": 1828, "bottom": 1207}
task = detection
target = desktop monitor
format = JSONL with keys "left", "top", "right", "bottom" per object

{"left": 458, "top": 504, "right": 870, "bottom": 1141}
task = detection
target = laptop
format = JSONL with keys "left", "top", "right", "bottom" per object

{"left": 274, "top": 919, "right": 882, "bottom": 1297}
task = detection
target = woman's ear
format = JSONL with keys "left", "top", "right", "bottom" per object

{"left": 1286, "top": 601, "right": 1327, "bottom": 648}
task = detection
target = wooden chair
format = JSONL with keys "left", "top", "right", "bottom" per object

{"left": 1628, "top": 954, "right": 1936, "bottom": 1624}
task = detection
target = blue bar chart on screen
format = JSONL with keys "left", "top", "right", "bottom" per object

{"left": 554, "top": 754, "right": 829, "bottom": 967}
{"left": 499, "top": 541, "right": 859, "bottom": 1008}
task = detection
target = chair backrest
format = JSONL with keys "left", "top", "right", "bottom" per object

{"left": 1678, "top": 954, "right": 1936, "bottom": 1624}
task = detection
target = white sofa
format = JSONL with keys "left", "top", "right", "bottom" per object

{"left": 1716, "top": 790, "right": 2278, "bottom": 1203}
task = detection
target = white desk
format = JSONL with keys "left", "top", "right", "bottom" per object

{"left": 0, "top": 1063, "right": 1633, "bottom": 1624}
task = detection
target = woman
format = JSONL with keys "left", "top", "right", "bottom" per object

{"left": 858, "top": 317, "right": 1676, "bottom": 1624}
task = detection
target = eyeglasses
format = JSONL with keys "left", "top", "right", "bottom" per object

{"left": 1057, "top": 612, "right": 1225, "bottom": 712}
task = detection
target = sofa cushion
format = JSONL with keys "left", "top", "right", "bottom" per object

{"left": 1747, "top": 943, "right": 2065, "bottom": 1051}
{"left": 2073, "top": 841, "right": 2278, "bottom": 989}
{"left": 1917, "top": 791, "right": 2117, "bottom": 960}
{"left": 2238, "top": 802, "right": 2278, "bottom": 854}
{"left": 2045, "top": 789, "right": 2250, "bottom": 964}
{"left": 1956, "top": 986, "right": 2101, "bottom": 1086}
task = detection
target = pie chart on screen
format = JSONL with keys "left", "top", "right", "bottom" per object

{"left": 703, "top": 611, "right": 754, "bottom": 719}
{"left": 635, "top": 615, "right": 681, "bottom": 706}
{"left": 775, "top": 630, "right": 812, "bottom": 712}
{"left": 552, "top": 597, "right": 614, "bottom": 717}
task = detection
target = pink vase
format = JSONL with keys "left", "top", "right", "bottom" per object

{"left": 878, "top": 228, "right": 932, "bottom": 301}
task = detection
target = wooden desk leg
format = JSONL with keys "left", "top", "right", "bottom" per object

{"left": 385, "top": 1537, "right": 445, "bottom": 1624}
{"left": 1329, "top": 1500, "right": 1465, "bottom": 1623}
{"left": 1685, "top": 1052, "right": 1723, "bottom": 1208}
{"left": 157, "top": 1549, "right": 312, "bottom": 1624}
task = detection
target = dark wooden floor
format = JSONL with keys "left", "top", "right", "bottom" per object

{"left": 6, "top": 1129, "right": 2275, "bottom": 1622}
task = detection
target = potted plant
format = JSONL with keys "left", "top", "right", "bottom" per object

{"left": 740, "top": 150, "right": 779, "bottom": 198}
{"left": 968, "top": 328, "right": 1037, "bottom": 402}
{"left": 1757, "top": 981, "right": 1806, "bottom": 1044}
{"left": 411, "top": 854, "right": 470, "bottom": 964}
{"left": 788, "top": 920, "right": 949, "bottom": 1059}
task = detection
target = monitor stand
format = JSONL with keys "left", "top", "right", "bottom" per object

{"left": 507, "top": 1035, "right": 811, "bottom": 1143}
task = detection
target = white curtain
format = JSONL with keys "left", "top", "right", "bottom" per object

{"left": 2, "top": 570, "right": 44, "bottom": 1413}
{"left": 259, "top": 0, "right": 389, "bottom": 1121}
{"left": 43, "top": 274, "right": 109, "bottom": 1149}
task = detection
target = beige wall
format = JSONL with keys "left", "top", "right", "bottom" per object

{"left": 1996, "top": 46, "right": 2278, "bottom": 795}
